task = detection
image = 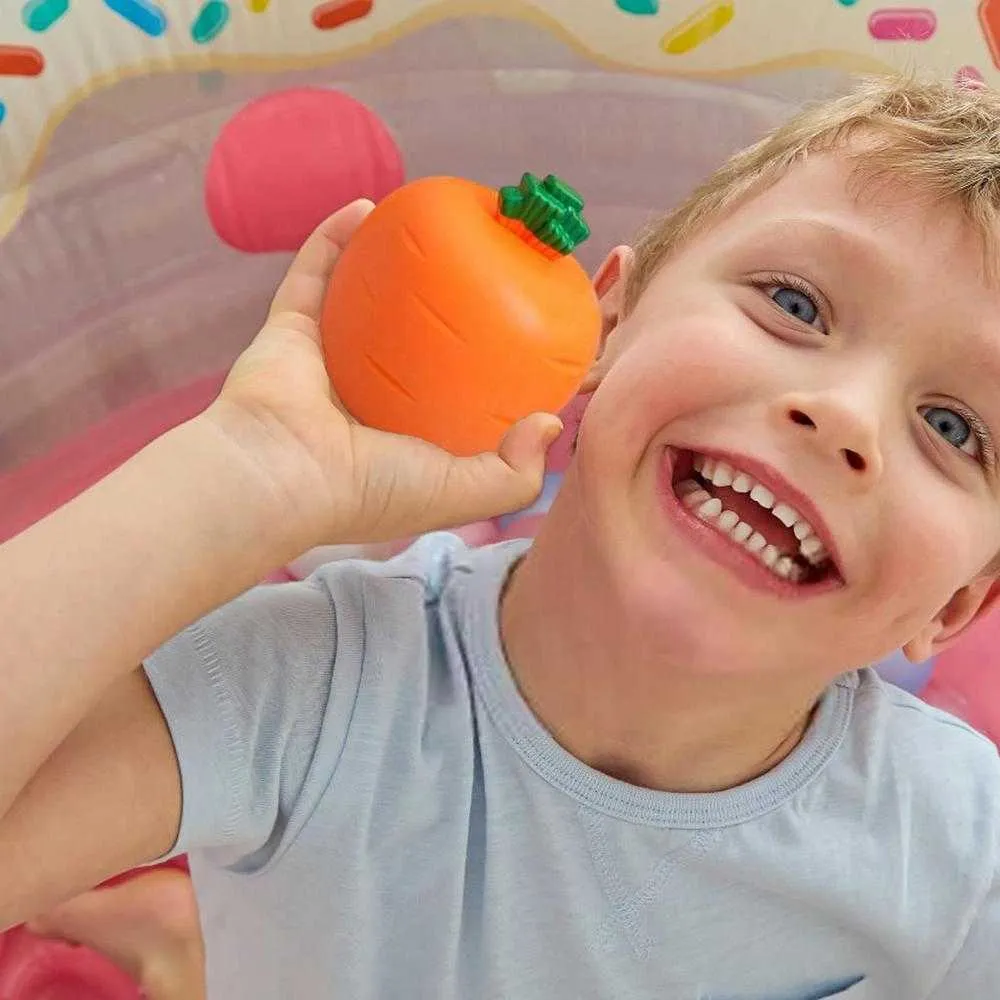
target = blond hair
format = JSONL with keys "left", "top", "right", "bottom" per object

{"left": 624, "top": 74, "right": 1000, "bottom": 312}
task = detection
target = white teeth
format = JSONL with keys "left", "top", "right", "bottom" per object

{"left": 774, "top": 556, "right": 794, "bottom": 579}
{"left": 750, "top": 484, "right": 775, "bottom": 510}
{"left": 711, "top": 462, "right": 734, "bottom": 488}
{"left": 697, "top": 497, "right": 723, "bottom": 520}
{"left": 679, "top": 453, "right": 836, "bottom": 583}
{"left": 772, "top": 502, "right": 799, "bottom": 528}
{"left": 718, "top": 509, "right": 739, "bottom": 532}
{"left": 793, "top": 520, "right": 814, "bottom": 541}
{"left": 800, "top": 535, "right": 828, "bottom": 564}
{"left": 683, "top": 488, "right": 711, "bottom": 510}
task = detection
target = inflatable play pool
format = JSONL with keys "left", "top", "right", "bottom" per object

{"left": 3, "top": 1, "right": 1000, "bottom": 995}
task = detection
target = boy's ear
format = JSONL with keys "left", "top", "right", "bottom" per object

{"left": 580, "top": 245, "right": 634, "bottom": 393}
{"left": 901, "top": 573, "right": 1000, "bottom": 663}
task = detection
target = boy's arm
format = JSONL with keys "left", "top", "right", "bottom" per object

{"left": 0, "top": 416, "right": 304, "bottom": 928}
{"left": 0, "top": 200, "right": 556, "bottom": 929}
{"left": 0, "top": 671, "right": 182, "bottom": 927}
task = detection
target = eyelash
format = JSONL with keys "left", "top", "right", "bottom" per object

{"left": 941, "top": 405, "right": 996, "bottom": 470}
{"left": 750, "top": 272, "right": 997, "bottom": 470}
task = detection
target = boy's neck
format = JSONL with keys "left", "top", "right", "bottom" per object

{"left": 498, "top": 500, "right": 822, "bottom": 795}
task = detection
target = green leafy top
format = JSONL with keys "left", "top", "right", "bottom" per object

{"left": 498, "top": 172, "right": 591, "bottom": 256}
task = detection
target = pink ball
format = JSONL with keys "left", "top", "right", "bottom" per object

{"left": 205, "top": 87, "right": 404, "bottom": 253}
{"left": 0, "top": 927, "right": 139, "bottom": 1000}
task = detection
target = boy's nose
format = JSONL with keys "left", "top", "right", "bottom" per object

{"left": 775, "top": 391, "right": 884, "bottom": 486}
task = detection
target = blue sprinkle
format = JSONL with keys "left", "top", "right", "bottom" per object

{"left": 102, "top": 0, "right": 167, "bottom": 37}
{"left": 615, "top": 0, "right": 659, "bottom": 13}
{"left": 0, "top": 102, "right": 6, "bottom": 125}
{"left": 192, "top": 0, "right": 230, "bottom": 44}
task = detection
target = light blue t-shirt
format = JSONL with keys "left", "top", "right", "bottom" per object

{"left": 144, "top": 533, "right": 1000, "bottom": 999}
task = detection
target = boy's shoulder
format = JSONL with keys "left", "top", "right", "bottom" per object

{"left": 852, "top": 666, "right": 998, "bottom": 761}
{"left": 843, "top": 667, "right": 1000, "bottom": 826}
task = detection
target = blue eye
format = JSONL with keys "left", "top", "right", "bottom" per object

{"left": 922, "top": 406, "right": 976, "bottom": 454}
{"left": 771, "top": 286, "right": 819, "bottom": 326}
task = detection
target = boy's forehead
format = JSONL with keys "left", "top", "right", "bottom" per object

{"left": 696, "top": 150, "right": 997, "bottom": 295}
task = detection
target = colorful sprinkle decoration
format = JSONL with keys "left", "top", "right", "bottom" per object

{"left": 102, "top": 0, "right": 168, "bottom": 37}
{"left": 22, "top": 0, "right": 70, "bottom": 32}
{"left": 616, "top": 0, "right": 659, "bottom": 13}
{"left": 0, "top": 45, "right": 45, "bottom": 76}
{"left": 312, "top": 0, "right": 374, "bottom": 31}
{"left": 0, "top": 102, "right": 6, "bottom": 126}
{"left": 955, "top": 64, "right": 986, "bottom": 88}
{"left": 247, "top": 0, "right": 270, "bottom": 9}
{"left": 867, "top": 7, "right": 937, "bottom": 41}
{"left": 661, "top": 1, "right": 734, "bottom": 54}
{"left": 979, "top": 0, "right": 1000, "bottom": 69}
{"left": 192, "top": 0, "right": 230, "bottom": 43}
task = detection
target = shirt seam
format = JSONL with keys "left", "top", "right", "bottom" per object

{"left": 190, "top": 618, "right": 245, "bottom": 845}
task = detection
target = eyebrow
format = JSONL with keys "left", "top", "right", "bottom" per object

{"left": 742, "top": 216, "right": 892, "bottom": 278}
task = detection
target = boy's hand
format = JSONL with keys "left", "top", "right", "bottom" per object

{"left": 207, "top": 199, "right": 562, "bottom": 548}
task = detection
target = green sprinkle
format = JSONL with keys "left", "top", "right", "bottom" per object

{"left": 23, "top": 0, "right": 70, "bottom": 32}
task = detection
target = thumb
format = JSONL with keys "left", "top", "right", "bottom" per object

{"left": 430, "top": 413, "right": 563, "bottom": 528}
{"left": 496, "top": 412, "right": 564, "bottom": 488}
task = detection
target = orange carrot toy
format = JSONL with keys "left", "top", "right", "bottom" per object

{"left": 320, "top": 172, "right": 602, "bottom": 456}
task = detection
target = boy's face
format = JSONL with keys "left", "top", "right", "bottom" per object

{"left": 569, "top": 150, "right": 1000, "bottom": 683}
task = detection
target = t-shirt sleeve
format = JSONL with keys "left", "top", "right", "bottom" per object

{"left": 927, "top": 867, "right": 1000, "bottom": 997}
{"left": 142, "top": 571, "right": 365, "bottom": 871}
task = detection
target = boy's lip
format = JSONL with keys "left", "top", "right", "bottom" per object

{"left": 661, "top": 445, "right": 847, "bottom": 588}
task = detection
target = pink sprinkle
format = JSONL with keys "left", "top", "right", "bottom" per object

{"left": 868, "top": 7, "right": 937, "bottom": 42}
{"left": 955, "top": 65, "right": 987, "bottom": 90}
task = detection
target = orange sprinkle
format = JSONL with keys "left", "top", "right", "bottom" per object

{"left": 311, "top": 0, "right": 373, "bottom": 30}
{"left": 0, "top": 45, "right": 44, "bottom": 76}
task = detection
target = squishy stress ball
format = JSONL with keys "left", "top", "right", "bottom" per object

{"left": 320, "top": 173, "right": 602, "bottom": 456}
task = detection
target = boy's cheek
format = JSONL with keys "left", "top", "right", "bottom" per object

{"left": 594, "top": 321, "right": 754, "bottom": 428}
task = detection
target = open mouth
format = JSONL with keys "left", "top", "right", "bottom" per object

{"left": 669, "top": 449, "right": 841, "bottom": 588}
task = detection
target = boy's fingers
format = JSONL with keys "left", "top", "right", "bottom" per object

{"left": 266, "top": 199, "right": 375, "bottom": 326}
{"left": 433, "top": 414, "right": 563, "bottom": 527}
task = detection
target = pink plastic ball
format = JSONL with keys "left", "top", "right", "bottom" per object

{"left": 205, "top": 87, "right": 404, "bottom": 253}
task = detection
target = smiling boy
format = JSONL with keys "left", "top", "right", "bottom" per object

{"left": 1, "top": 75, "right": 999, "bottom": 999}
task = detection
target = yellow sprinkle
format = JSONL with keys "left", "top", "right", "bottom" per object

{"left": 661, "top": 1, "right": 734, "bottom": 55}
{"left": 247, "top": 0, "right": 269, "bottom": 10}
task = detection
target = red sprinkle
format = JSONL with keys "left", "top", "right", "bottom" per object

{"left": 0, "top": 45, "right": 44, "bottom": 76}
{"left": 311, "top": 0, "right": 372, "bottom": 30}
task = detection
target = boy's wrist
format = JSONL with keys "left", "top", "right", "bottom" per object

{"left": 179, "top": 409, "right": 330, "bottom": 572}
